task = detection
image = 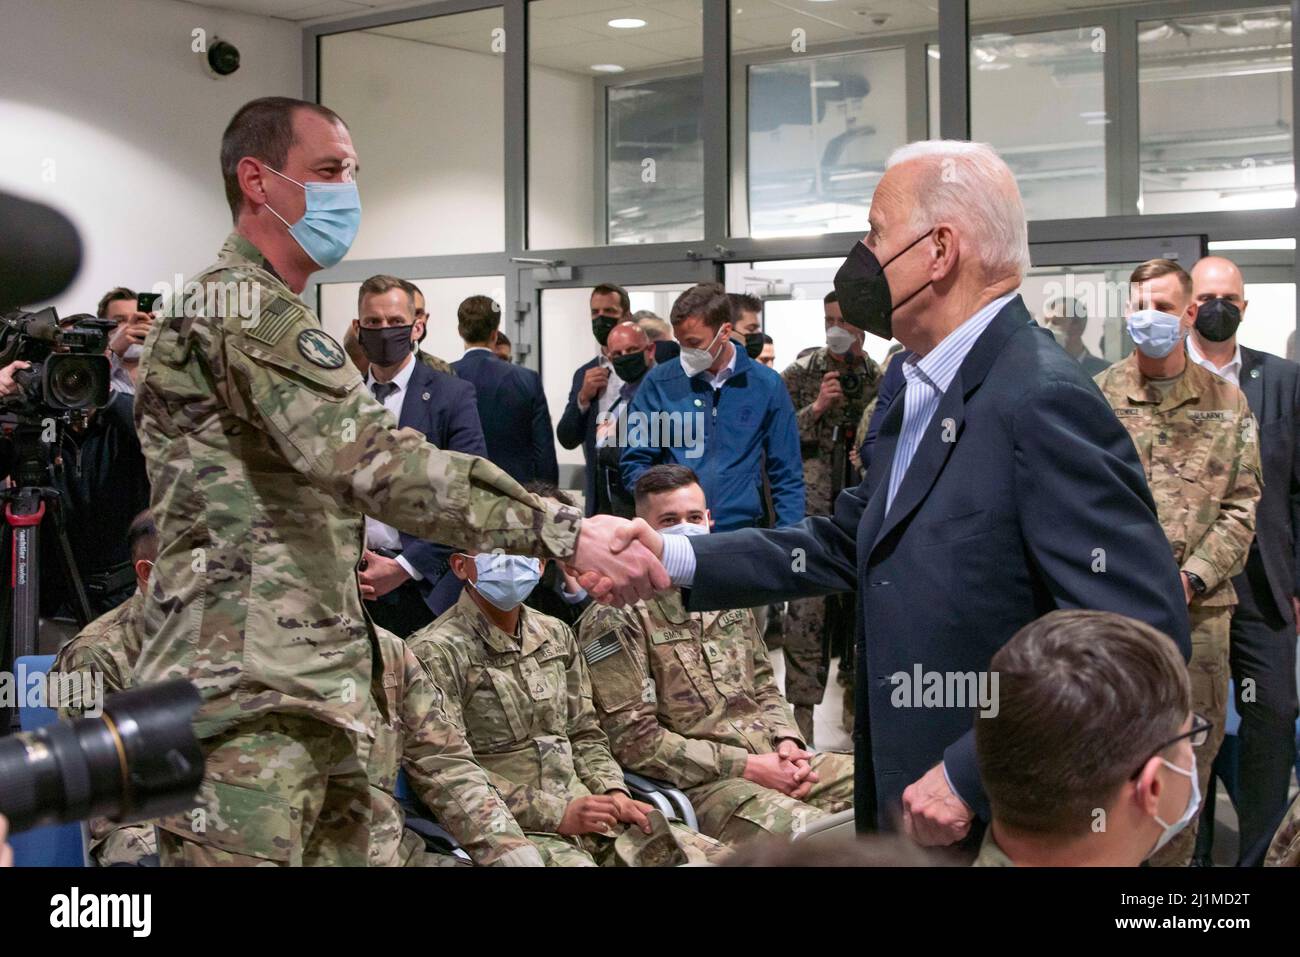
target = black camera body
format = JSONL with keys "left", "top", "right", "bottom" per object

{"left": 0, "top": 306, "right": 114, "bottom": 414}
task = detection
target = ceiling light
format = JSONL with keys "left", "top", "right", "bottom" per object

{"left": 591, "top": 63, "right": 625, "bottom": 73}
{"left": 811, "top": 79, "right": 840, "bottom": 88}
{"left": 608, "top": 18, "right": 646, "bottom": 29}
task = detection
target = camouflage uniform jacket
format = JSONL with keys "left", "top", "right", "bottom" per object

{"left": 782, "top": 347, "right": 880, "bottom": 514}
{"left": 408, "top": 590, "right": 627, "bottom": 834}
{"left": 417, "top": 350, "right": 456, "bottom": 377}
{"left": 1095, "top": 354, "right": 1262, "bottom": 605}
{"left": 971, "top": 830, "right": 1015, "bottom": 867}
{"left": 1265, "top": 793, "right": 1300, "bottom": 866}
{"left": 133, "top": 233, "right": 582, "bottom": 738}
{"left": 575, "top": 590, "right": 804, "bottom": 789}
{"left": 364, "top": 630, "right": 539, "bottom": 866}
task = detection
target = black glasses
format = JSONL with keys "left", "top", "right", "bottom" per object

{"left": 1129, "top": 713, "right": 1212, "bottom": 779}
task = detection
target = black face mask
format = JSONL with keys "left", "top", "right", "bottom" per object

{"left": 744, "top": 332, "right": 765, "bottom": 359}
{"left": 1194, "top": 298, "right": 1242, "bottom": 343}
{"left": 592, "top": 315, "right": 618, "bottom": 347}
{"left": 611, "top": 350, "right": 648, "bottom": 383}
{"left": 832, "top": 230, "right": 934, "bottom": 339}
{"left": 358, "top": 324, "right": 414, "bottom": 367}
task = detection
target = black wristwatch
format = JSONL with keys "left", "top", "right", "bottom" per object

{"left": 1184, "top": 571, "right": 1208, "bottom": 596}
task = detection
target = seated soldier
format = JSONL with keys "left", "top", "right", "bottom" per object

{"left": 51, "top": 509, "right": 159, "bottom": 866}
{"left": 576, "top": 465, "right": 854, "bottom": 846}
{"left": 407, "top": 549, "right": 730, "bottom": 866}
{"left": 974, "top": 609, "right": 1203, "bottom": 867}
{"left": 364, "top": 629, "right": 541, "bottom": 867}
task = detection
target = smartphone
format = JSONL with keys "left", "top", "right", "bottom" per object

{"left": 136, "top": 292, "right": 161, "bottom": 314}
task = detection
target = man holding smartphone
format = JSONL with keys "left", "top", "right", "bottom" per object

{"left": 98, "top": 286, "right": 155, "bottom": 395}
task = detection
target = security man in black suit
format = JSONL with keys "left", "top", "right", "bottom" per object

{"left": 1188, "top": 255, "right": 1300, "bottom": 862}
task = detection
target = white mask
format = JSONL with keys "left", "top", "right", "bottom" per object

{"left": 826, "top": 325, "right": 857, "bottom": 355}
{"left": 1147, "top": 755, "right": 1202, "bottom": 858}
{"left": 661, "top": 521, "right": 709, "bottom": 537}
{"left": 679, "top": 327, "right": 724, "bottom": 377}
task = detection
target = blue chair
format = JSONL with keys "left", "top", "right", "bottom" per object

{"left": 394, "top": 770, "right": 471, "bottom": 863}
{"left": 9, "top": 655, "right": 89, "bottom": 867}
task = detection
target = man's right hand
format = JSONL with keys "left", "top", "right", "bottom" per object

{"left": 811, "top": 371, "right": 844, "bottom": 418}
{"left": 0, "top": 360, "right": 31, "bottom": 398}
{"left": 557, "top": 795, "right": 621, "bottom": 836}
{"left": 573, "top": 515, "right": 668, "bottom": 606}
{"left": 108, "top": 311, "right": 153, "bottom": 358}
{"left": 577, "top": 366, "right": 610, "bottom": 410}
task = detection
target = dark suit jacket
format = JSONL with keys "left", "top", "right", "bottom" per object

{"left": 452, "top": 348, "right": 559, "bottom": 488}
{"left": 1236, "top": 346, "right": 1300, "bottom": 621}
{"left": 683, "top": 296, "right": 1191, "bottom": 831}
{"left": 557, "top": 357, "right": 603, "bottom": 515}
{"left": 392, "top": 359, "right": 488, "bottom": 612}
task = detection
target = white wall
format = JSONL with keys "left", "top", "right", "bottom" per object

{"left": 0, "top": 0, "right": 303, "bottom": 317}
{"left": 529, "top": 65, "right": 595, "bottom": 250}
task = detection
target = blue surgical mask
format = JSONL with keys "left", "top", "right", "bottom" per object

{"left": 470, "top": 553, "right": 542, "bottom": 611}
{"left": 1127, "top": 308, "right": 1184, "bottom": 359}
{"left": 1147, "top": 754, "right": 1202, "bottom": 858}
{"left": 661, "top": 521, "right": 709, "bottom": 537}
{"left": 264, "top": 166, "right": 361, "bottom": 268}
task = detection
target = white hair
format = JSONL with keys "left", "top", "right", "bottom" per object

{"left": 885, "top": 140, "right": 1031, "bottom": 282}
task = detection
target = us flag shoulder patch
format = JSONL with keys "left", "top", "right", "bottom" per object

{"left": 583, "top": 631, "right": 622, "bottom": 667}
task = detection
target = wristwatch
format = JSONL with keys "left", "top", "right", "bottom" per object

{"left": 1184, "top": 571, "right": 1208, "bottom": 596}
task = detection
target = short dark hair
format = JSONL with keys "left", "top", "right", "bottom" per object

{"left": 127, "top": 510, "right": 159, "bottom": 564}
{"left": 524, "top": 481, "right": 577, "bottom": 509}
{"left": 824, "top": 290, "right": 839, "bottom": 305}
{"left": 358, "top": 275, "right": 414, "bottom": 315}
{"left": 399, "top": 279, "right": 423, "bottom": 303}
{"left": 762, "top": 333, "right": 773, "bottom": 345}
{"left": 727, "top": 292, "right": 763, "bottom": 317}
{"left": 976, "top": 610, "right": 1190, "bottom": 839}
{"left": 1045, "top": 296, "right": 1087, "bottom": 323}
{"left": 458, "top": 295, "right": 501, "bottom": 344}
{"left": 97, "top": 287, "right": 137, "bottom": 319}
{"left": 591, "top": 283, "right": 631, "bottom": 316}
{"left": 670, "top": 282, "right": 732, "bottom": 331}
{"left": 1130, "top": 258, "right": 1192, "bottom": 298}
{"left": 633, "top": 464, "right": 702, "bottom": 509}
{"left": 221, "top": 97, "right": 348, "bottom": 221}
{"left": 495, "top": 331, "right": 511, "bottom": 346}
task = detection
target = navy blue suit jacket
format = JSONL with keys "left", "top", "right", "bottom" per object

{"left": 682, "top": 296, "right": 1191, "bottom": 831}
{"left": 452, "top": 349, "right": 559, "bottom": 487}
{"left": 556, "top": 357, "right": 603, "bottom": 515}
{"left": 393, "top": 358, "right": 488, "bottom": 612}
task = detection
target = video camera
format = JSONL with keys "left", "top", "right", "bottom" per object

{"left": 0, "top": 307, "right": 114, "bottom": 417}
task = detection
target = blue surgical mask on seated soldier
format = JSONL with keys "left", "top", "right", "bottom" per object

{"left": 471, "top": 553, "right": 543, "bottom": 611}
{"left": 1127, "top": 308, "right": 1185, "bottom": 359}
{"left": 679, "top": 327, "right": 725, "bottom": 377}
{"left": 1147, "top": 754, "right": 1202, "bottom": 859}
{"left": 263, "top": 166, "right": 362, "bottom": 268}
{"left": 661, "top": 521, "right": 709, "bottom": 537}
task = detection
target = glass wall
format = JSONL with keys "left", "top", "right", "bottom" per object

{"left": 527, "top": 0, "right": 704, "bottom": 249}
{"left": 318, "top": 8, "right": 505, "bottom": 259}
{"left": 1138, "top": 5, "right": 1294, "bottom": 214}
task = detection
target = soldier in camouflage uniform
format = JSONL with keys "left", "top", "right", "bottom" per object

{"left": 779, "top": 292, "right": 880, "bottom": 744}
{"left": 364, "top": 629, "right": 540, "bottom": 867}
{"left": 1264, "top": 793, "right": 1300, "bottom": 866}
{"left": 1094, "top": 259, "right": 1262, "bottom": 867}
{"left": 135, "top": 97, "right": 659, "bottom": 866}
{"left": 50, "top": 511, "right": 157, "bottom": 866}
{"left": 409, "top": 554, "right": 730, "bottom": 866}
{"left": 577, "top": 465, "right": 853, "bottom": 845}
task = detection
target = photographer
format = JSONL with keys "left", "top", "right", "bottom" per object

{"left": 777, "top": 291, "right": 881, "bottom": 746}
{"left": 98, "top": 287, "right": 154, "bottom": 396}
{"left": 0, "top": 359, "right": 29, "bottom": 397}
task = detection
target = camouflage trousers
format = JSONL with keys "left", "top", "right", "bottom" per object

{"left": 686, "top": 751, "right": 855, "bottom": 845}
{"left": 526, "top": 810, "right": 730, "bottom": 866}
{"left": 781, "top": 597, "right": 828, "bottom": 717}
{"left": 90, "top": 822, "right": 158, "bottom": 867}
{"left": 156, "top": 712, "right": 373, "bottom": 866}
{"left": 1264, "top": 794, "right": 1300, "bottom": 866}
{"left": 1149, "top": 603, "right": 1230, "bottom": 867}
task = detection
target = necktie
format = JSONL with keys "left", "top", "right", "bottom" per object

{"left": 620, "top": 381, "right": 636, "bottom": 403}
{"left": 371, "top": 381, "right": 398, "bottom": 403}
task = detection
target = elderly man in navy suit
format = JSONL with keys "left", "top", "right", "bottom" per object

{"left": 352, "top": 275, "right": 489, "bottom": 635}
{"left": 602, "top": 141, "right": 1191, "bottom": 849}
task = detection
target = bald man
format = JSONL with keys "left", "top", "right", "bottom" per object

{"left": 1188, "top": 255, "right": 1300, "bottom": 864}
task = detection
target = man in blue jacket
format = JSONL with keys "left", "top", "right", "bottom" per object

{"left": 620, "top": 283, "right": 804, "bottom": 532}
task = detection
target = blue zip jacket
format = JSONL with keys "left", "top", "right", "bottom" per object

{"left": 619, "top": 343, "right": 805, "bottom": 530}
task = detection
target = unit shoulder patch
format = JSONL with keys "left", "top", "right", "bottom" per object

{"left": 296, "top": 328, "right": 347, "bottom": 369}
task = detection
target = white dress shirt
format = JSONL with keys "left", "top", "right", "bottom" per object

{"left": 364, "top": 355, "right": 421, "bottom": 580}
{"left": 1186, "top": 335, "right": 1242, "bottom": 387}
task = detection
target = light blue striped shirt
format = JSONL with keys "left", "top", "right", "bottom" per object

{"left": 885, "top": 293, "right": 1017, "bottom": 513}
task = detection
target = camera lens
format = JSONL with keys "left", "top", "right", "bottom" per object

{"left": 0, "top": 680, "right": 204, "bottom": 834}
{"left": 43, "top": 353, "right": 110, "bottom": 410}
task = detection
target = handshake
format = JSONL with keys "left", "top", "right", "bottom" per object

{"left": 567, "top": 515, "right": 670, "bottom": 607}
